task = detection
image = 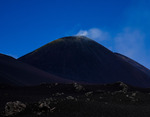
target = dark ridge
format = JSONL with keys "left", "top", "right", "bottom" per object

{"left": 0, "top": 53, "right": 73, "bottom": 86}
{"left": 0, "top": 53, "right": 15, "bottom": 60}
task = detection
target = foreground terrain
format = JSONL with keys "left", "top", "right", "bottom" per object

{"left": 1, "top": 82, "right": 150, "bottom": 117}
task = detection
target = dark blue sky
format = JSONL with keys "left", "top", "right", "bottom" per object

{"left": 0, "top": 0, "right": 150, "bottom": 68}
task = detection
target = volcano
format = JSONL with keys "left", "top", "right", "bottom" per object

{"left": 18, "top": 36, "right": 150, "bottom": 87}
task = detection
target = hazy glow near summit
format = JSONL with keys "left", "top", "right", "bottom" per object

{"left": 0, "top": 0, "right": 150, "bottom": 68}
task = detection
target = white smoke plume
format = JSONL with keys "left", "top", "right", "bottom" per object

{"left": 76, "top": 28, "right": 110, "bottom": 42}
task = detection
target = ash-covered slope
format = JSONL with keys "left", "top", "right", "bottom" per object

{"left": 0, "top": 53, "right": 72, "bottom": 85}
{"left": 18, "top": 36, "right": 150, "bottom": 87}
{"left": 115, "top": 53, "right": 150, "bottom": 76}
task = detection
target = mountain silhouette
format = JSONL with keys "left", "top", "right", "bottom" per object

{"left": 0, "top": 53, "right": 72, "bottom": 85}
{"left": 18, "top": 36, "right": 150, "bottom": 87}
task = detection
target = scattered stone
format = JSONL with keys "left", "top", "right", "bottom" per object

{"left": 112, "top": 90, "right": 124, "bottom": 95}
{"left": 38, "top": 99, "right": 56, "bottom": 115}
{"left": 85, "top": 91, "right": 93, "bottom": 97}
{"left": 126, "top": 94, "right": 129, "bottom": 97}
{"left": 118, "top": 82, "right": 128, "bottom": 93}
{"left": 39, "top": 102, "right": 50, "bottom": 110}
{"left": 66, "top": 96, "right": 75, "bottom": 100}
{"left": 5, "top": 101, "right": 26, "bottom": 116}
{"left": 125, "top": 93, "right": 139, "bottom": 102}
{"left": 55, "top": 83, "right": 58, "bottom": 86}
{"left": 131, "top": 92, "right": 137, "bottom": 97}
{"left": 73, "top": 83, "right": 84, "bottom": 92}
{"left": 52, "top": 92, "right": 64, "bottom": 96}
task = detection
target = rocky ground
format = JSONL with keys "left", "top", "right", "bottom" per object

{"left": 1, "top": 82, "right": 150, "bottom": 117}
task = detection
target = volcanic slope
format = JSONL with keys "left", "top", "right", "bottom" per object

{"left": 18, "top": 36, "right": 150, "bottom": 87}
{"left": 0, "top": 53, "right": 72, "bottom": 86}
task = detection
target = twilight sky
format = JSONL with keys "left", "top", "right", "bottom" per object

{"left": 0, "top": 0, "right": 150, "bottom": 68}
